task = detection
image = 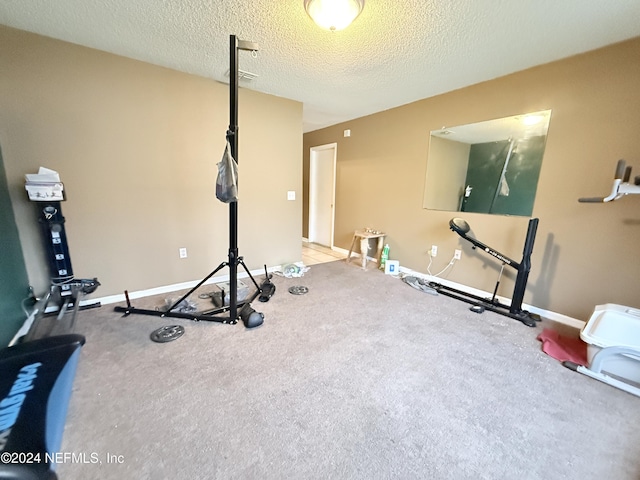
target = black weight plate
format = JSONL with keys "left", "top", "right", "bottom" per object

{"left": 288, "top": 286, "right": 309, "bottom": 295}
{"left": 150, "top": 325, "right": 185, "bottom": 343}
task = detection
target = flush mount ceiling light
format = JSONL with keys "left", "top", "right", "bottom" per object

{"left": 304, "top": 0, "right": 365, "bottom": 31}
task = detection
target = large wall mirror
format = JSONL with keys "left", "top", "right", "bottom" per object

{"left": 423, "top": 110, "right": 552, "bottom": 216}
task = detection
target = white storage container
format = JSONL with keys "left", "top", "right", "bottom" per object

{"left": 580, "top": 304, "right": 640, "bottom": 384}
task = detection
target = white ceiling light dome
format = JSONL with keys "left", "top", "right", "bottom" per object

{"left": 304, "top": 0, "right": 365, "bottom": 31}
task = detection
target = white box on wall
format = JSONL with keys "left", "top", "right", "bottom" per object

{"left": 25, "top": 167, "right": 65, "bottom": 201}
{"left": 25, "top": 183, "right": 64, "bottom": 201}
{"left": 384, "top": 260, "right": 399, "bottom": 275}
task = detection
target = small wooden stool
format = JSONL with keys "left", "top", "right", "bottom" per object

{"left": 346, "top": 230, "right": 386, "bottom": 270}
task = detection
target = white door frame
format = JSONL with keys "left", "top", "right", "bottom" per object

{"left": 309, "top": 143, "right": 337, "bottom": 248}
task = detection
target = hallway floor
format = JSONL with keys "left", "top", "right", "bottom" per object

{"left": 301, "top": 241, "right": 346, "bottom": 266}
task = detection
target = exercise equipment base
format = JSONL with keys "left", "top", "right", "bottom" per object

{"left": 429, "top": 281, "right": 540, "bottom": 327}
{"left": 114, "top": 259, "right": 272, "bottom": 329}
{"left": 114, "top": 289, "right": 266, "bottom": 327}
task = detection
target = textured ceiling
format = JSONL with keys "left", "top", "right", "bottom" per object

{"left": 1, "top": 0, "right": 640, "bottom": 132}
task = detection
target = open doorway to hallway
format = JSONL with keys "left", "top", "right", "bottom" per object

{"left": 302, "top": 240, "right": 346, "bottom": 266}
{"left": 308, "top": 143, "right": 336, "bottom": 249}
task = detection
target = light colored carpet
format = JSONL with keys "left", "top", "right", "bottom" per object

{"left": 58, "top": 260, "right": 640, "bottom": 479}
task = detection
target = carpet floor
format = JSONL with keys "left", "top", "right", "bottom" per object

{"left": 57, "top": 260, "right": 640, "bottom": 479}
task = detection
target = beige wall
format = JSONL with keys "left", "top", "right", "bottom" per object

{"left": 304, "top": 37, "right": 640, "bottom": 321}
{"left": 0, "top": 26, "right": 302, "bottom": 300}
{"left": 423, "top": 136, "right": 470, "bottom": 211}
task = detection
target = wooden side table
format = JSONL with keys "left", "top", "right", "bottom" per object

{"left": 346, "top": 230, "right": 386, "bottom": 270}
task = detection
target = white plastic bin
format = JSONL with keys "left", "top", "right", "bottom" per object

{"left": 580, "top": 304, "right": 640, "bottom": 384}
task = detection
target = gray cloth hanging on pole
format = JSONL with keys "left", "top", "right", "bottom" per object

{"left": 216, "top": 140, "right": 238, "bottom": 203}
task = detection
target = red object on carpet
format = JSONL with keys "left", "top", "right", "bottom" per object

{"left": 537, "top": 328, "right": 588, "bottom": 366}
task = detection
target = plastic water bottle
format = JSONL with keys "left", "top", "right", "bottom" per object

{"left": 380, "top": 244, "right": 389, "bottom": 270}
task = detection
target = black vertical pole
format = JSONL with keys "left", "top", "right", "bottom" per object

{"left": 228, "top": 34, "right": 239, "bottom": 323}
{"left": 510, "top": 217, "right": 538, "bottom": 314}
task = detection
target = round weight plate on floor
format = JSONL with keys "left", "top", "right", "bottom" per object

{"left": 288, "top": 286, "right": 309, "bottom": 295}
{"left": 150, "top": 325, "right": 185, "bottom": 343}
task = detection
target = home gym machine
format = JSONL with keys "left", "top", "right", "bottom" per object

{"left": 578, "top": 159, "right": 640, "bottom": 203}
{"left": 21, "top": 171, "right": 100, "bottom": 341}
{"left": 429, "top": 217, "right": 540, "bottom": 327}
{"left": 114, "top": 35, "right": 273, "bottom": 329}
{"left": 26, "top": 202, "right": 100, "bottom": 338}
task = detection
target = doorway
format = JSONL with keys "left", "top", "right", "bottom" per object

{"left": 308, "top": 143, "right": 337, "bottom": 248}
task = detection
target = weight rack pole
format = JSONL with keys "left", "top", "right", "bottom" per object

{"left": 227, "top": 35, "right": 259, "bottom": 324}
{"left": 228, "top": 34, "right": 239, "bottom": 323}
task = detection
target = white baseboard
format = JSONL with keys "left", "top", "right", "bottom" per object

{"left": 332, "top": 245, "right": 348, "bottom": 255}
{"left": 398, "top": 265, "right": 585, "bottom": 329}
{"left": 93, "top": 265, "right": 281, "bottom": 306}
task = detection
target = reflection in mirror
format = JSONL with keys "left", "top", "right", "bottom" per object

{"left": 423, "top": 110, "right": 552, "bottom": 216}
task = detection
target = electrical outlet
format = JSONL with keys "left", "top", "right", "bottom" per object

{"left": 454, "top": 249, "right": 462, "bottom": 260}
{"left": 431, "top": 245, "right": 438, "bottom": 257}
{"left": 179, "top": 247, "right": 187, "bottom": 259}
